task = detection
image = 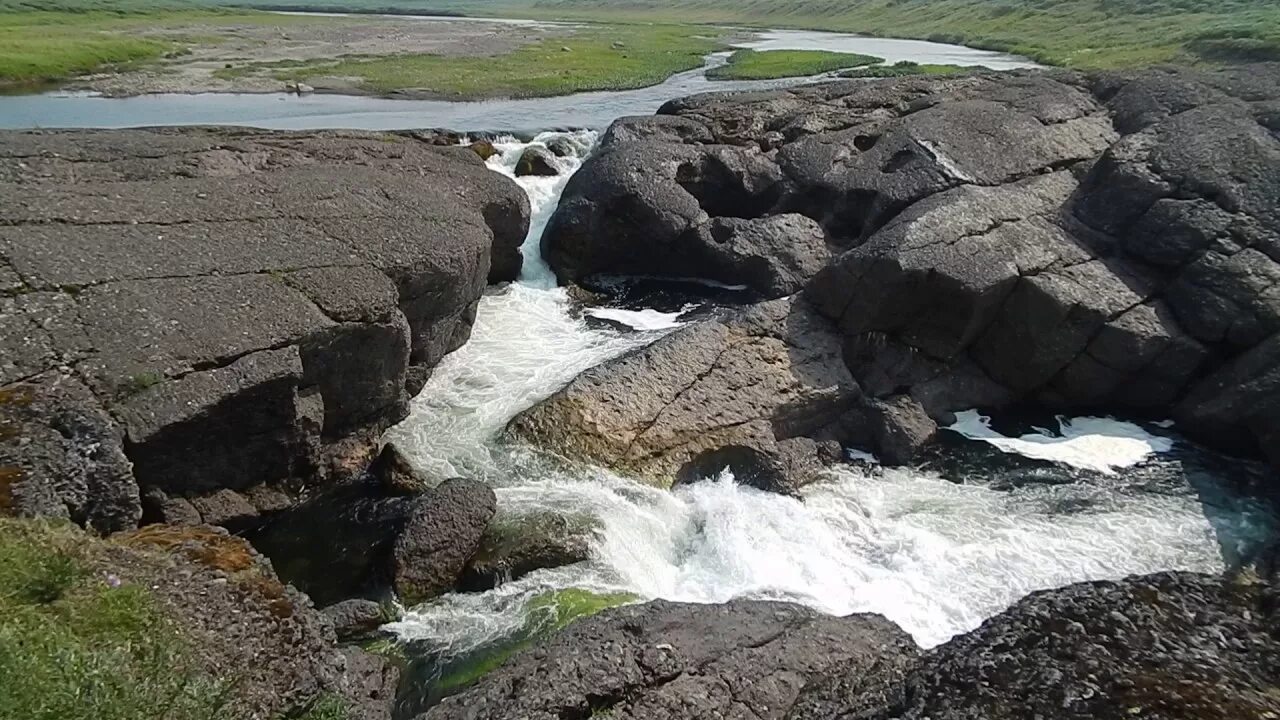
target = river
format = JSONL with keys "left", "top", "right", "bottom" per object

{"left": 374, "top": 130, "right": 1277, "bottom": 713}
{"left": 0, "top": 23, "right": 1036, "bottom": 132}
{"left": 3, "top": 21, "right": 1271, "bottom": 714}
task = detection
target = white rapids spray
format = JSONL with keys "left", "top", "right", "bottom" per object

{"left": 384, "top": 131, "right": 1277, "bottom": 661}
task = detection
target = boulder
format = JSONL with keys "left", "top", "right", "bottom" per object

{"left": 245, "top": 477, "right": 494, "bottom": 607}
{"left": 797, "top": 572, "right": 1280, "bottom": 720}
{"left": 541, "top": 138, "right": 793, "bottom": 294}
{"left": 514, "top": 146, "right": 559, "bottom": 177}
{"left": 422, "top": 599, "right": 919, "bottom": 720}
{"left": 459, "top": 511, "right": 595, "bottom": 591}
{"left": 392, "top": 478, "right": 496, "bottom": 605}
{"left": 323, "top": 599, "right": 389, "bottom": 641}
{"left": 508, "top": 297, "right": 859, "bottom": 488}
{"left": 0, "top": 127, "right": 529, "bottom": 532}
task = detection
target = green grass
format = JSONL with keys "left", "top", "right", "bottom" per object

{"left": 270, "top": 23, "right": 725, "bottom": 98}
{"left": 0, "top": 12, "right": 176, "bottom": 86}
{"left": 707, "top": 48, "right": 882, "bottom": 80}
{"left": 264, "top": 0, "right": 1280, "bottom": 69}
{"left": 0, "top": 518, "right": 234, "bottom": 720}
{"left": 839, "top": 60, "right": 980, "bottom": 78}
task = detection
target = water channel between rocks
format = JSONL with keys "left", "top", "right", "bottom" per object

{"left": 380, "top": 131, "right": 1278, "bottom": 691}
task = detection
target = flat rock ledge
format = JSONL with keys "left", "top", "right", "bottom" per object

{"left": 0, "top": 127, "right": 529, "bottom": 533}
{"left": 540, "top": 64, "right": 1280, "bottom": 473}
{"left": 423, "top": 571, "right": 1280, "bottom": 720}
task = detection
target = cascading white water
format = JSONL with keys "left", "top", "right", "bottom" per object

{"left": 384, "top": 131, "right": 1277, "bottom": 662}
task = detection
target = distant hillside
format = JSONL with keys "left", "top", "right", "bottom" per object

{"left": 190, "top": 0, "right": 1280, "bottom": 67}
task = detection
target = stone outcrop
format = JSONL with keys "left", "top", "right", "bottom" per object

{"left": 110, "top": 523, "right": 400, "bottom": 720}
{"left": 542, "top": 65, "right": 1280, "bottom": 470}
{"left": 0, "top": 128, "right": 528, "bottom": 532}
{"left": 420, "top": 572, "right": 1280, "bottom": 720}
{"left": 507, "top": 296, "right": 857, "bottom": 490}
{"left": 792, "top": 572, "right": 1280, "bottom": 720}
{"left": 422, "top": 599, "right": 919, "bottom": 720}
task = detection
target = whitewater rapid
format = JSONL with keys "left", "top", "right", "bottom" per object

{"left": 384, "top": 131, "right": 1277, "bottom": 663}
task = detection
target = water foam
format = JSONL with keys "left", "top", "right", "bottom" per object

{"left": 946, "top": 410, "right": 1175, "bottom": 474}
{"left": 383, "top": 130, "right": 1275, "bottom": 669}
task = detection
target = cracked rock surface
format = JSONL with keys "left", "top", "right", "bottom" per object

{"left": 422, "top": 599, "right": 919, "bottom": 720}
{"left": 538, "top": 65, "right": 1280, "bottom": 472}
{"left": 800, "top": 572, "right": 1280, "bottom": 720}
{"left": 0, "top": 127, "right": 529, "bottom": 532}
{"left": 507, "top": 296, "right": 856, "bottom": 490}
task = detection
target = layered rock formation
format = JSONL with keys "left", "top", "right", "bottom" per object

{"left": 537, "top": 65, "right": 1280, "bottom": 473}
{"left": 421, "top": 571, "right": 1280, "bottom": 720}
{"left": 0, "top": 128, "right": 529, "bottom": 533}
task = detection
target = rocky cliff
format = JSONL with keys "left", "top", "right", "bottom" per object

{"left": 0, "top": 127, "right": 529, "bottom": 533}
{"left": 535, "top": 64, "right": 1280, "bottom": 475}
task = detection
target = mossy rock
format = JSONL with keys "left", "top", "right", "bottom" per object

{"left": 468, "top": 140, "right": 498, "bottom": 161}
{"left": 460, "top": 511, "right": 598, "bottom": 591}
{"left": 403, "top": 587, "right": 638, "bottom": 713}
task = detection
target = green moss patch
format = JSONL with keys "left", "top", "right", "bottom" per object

{"left": 707, "top": 48, "right": 882, "bottom": 80}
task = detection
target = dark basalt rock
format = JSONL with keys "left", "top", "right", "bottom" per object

{"left": 0, "top": 127, "right": 529, "bottom": 532}
{"left": 323, "top": 598, "right": 389, "bottom": 642}
{"left": 514, "top": 146, "right": 559, "bottom": 177}
{"left": 393, "top": 478, "right": 496, "bottom": 605}
{"left": 245, "top": 477, "right": 495, "bottom": 607}
{"left": 422, "top": 599, "right": 920, "bottom": 720}
{"left": 542, "top": 65, "right": 1280, "bottom": 471}
{"left": 797, "top": 572, "right": 1280, "bottom": 720}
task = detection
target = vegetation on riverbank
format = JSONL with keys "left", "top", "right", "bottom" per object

{"left": 267, "top": 23, "right": 725, "bottom": 98}
{"left": 0, "top": 519, "right": 231, "bottom": 720}
{"left": 706, "top": 48, "right": 881, "bottom": 81}
{"left": 839, "top": 60, "right": 979, "bottom": 78}
{"left": 221, "top": 0, "right": 1280, "bottom": 69}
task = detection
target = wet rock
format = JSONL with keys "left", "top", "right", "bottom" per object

{"left": 515, "top": 146, "right": 559, "bottom": 177}
{"left": 804, "top": 572, "right": 1280, "bottom": 720}
{"left": 392, "top": 478, "right": 496, "bottom": 605}
{"left": 468, "top": 139, "right": 498, "bottom": 160}
{"left": 839, "top": 395, "right": 937, "bottom": 466}
{"left": 367, "top": 442, "right": 432, "bottom": 495}
{"left": 323, "top": 599, "right": 389, "bottom": 641}
{"left": 509, "top": 297, "right": 859, "bottom": 488}
{"left": 459, "top": 511, "right": 595, "bottom": 591}
{"left": 0, "top": 127, "right": 529, "bottom": 531}
{"left": 423, "top": 599, "right": 919, "bottom": 720}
